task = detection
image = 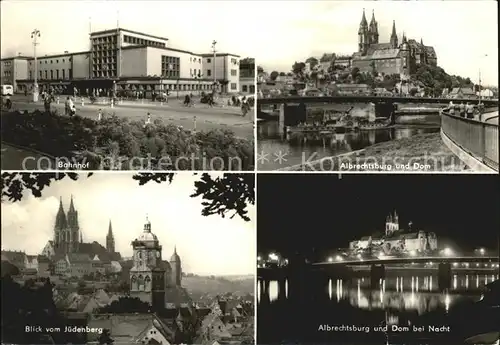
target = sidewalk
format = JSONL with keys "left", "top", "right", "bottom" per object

{"left": 87, "top": 96, "right": 239, "bottom": 109}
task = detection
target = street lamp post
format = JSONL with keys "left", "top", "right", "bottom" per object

{"left": 197, "top": 73, "right": 203, "bottom": 96}
{"left": 31, "top": 29, "right": 41, "bottom": 102}
{"left": 211, "top": 40, "right": 217, "bottom": 93}
{"left": 478, "top": 54, "right": 488, "bottom": 106}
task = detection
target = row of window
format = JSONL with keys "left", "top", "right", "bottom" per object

{"left": 161, "top": 55, "right": 180, "bottom": 78}
{"left": 92, "top": 35, "right": 118, "bottom": 44}
{"left": 124, "top": 34, "right": 166, "bottom": 48}
{"left": 29, "top": 69, "right": 72, "bottom": 80}
{"left": 242, "top": 85, "right": 256, "bottom": 93}
{"left": 92, "top": 43, "right": 118, "bottom": 51}
{"left": 34, "top": 58, "right": 70, "bottom": 65}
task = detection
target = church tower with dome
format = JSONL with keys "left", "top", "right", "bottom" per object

{"left": 130, "top": 215, "right": 188, "bottom": 310}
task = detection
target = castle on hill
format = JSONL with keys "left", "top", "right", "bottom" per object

{"left": 41, "top": 196, "right": 121, "bottom": 262}
{"left": 349, "top": 210, "right": 438, "bottom": 254}
{"left": 352, "top": 9, "right": 437, "bottom": 77}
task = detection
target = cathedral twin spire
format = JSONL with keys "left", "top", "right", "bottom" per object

{"left": 54, "top": 196, "right": 81, "bottom": 253}
{"left": 359, "top": 9, "right": 380, "bottom": 49}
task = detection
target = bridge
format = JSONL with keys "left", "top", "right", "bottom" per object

{"left": 258, "top": 256, "right": 499, "bottom": 290}
{"left": 314, "top": 255, "right": 499, "bottom": 266}
{"left": 257, "top": 95, "right": 499, "bottom": 107}
{"left": 440, "top": 109, "right": 498, "bottom": 172}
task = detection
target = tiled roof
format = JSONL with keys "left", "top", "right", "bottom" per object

{"left": 1, "top": 250, "right": 27, "bottom": 265}
{"left": 37, "top": 255, "right": 51, "bottom": 263}
{"left": 87, "top": 314, "right": 174, "bottom": 343}
{"left": 370, "top": 43, "right": 393, "bottom": 50}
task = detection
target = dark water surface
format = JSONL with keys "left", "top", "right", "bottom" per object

{"left": 257, "top": 118, "right": 440, "bottom": 170}
{"left": 257, "top": 273, "right": 500, "bottom": 344}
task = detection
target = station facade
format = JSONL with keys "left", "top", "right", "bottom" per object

{"left": 1, "top": 28, "right": 253, "bottom": 96}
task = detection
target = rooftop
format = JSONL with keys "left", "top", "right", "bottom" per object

{"left": 90, "top": 27, "right": 169, "bottom": 42}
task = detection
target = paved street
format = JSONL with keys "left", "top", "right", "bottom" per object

{"left": 1, "top": 142, "right": 55, "bottom": 170}
{"left": 6, "top": 97, "right": 255, "bottom": 140}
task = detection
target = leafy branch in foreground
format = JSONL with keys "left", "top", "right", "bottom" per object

{"left": 1, "top": 172, "right": 94, "bottom": 202}
{"left": 133, "top": 173, "right": 255, "bottom": 221}
{"left": 1, "top": 172, "right": 254, "bottom": 222}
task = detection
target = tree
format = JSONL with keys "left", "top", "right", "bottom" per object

{"left": 239, "top": 57, "right": 255, "bottom": 65}
{"left": 269, "top": 71, "right": 279, "bottom": 81}
{"left": 305, "top": 57, "right": 319, "bottom": 69}
{"left": 292, "top": 62, "right": 306, "bottom": 76}
{"left": 369, "top": 61, "right": 377, "bottom": 77}
{"left": 279, "top": 72, "right": 286, "bottom": 76}
{"left": 1, "top": 172, "right": 255, "bottom": 222}
{"left": 310, "top": 71, "right": 319, "bottom": 88}
{"left": 98, "top": 296, "right": 151, "bottom": 314}
{"left": 351, "top": 67, "right": 360, "bottom": 80}
{"left": 257, "top": 66, "right": 264, "bottom": 74}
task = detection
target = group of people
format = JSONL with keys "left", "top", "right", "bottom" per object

{"left": 447, "top": 101, "right": 476, "bottom": 119}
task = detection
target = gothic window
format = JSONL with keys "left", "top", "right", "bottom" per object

{"left": 145, "top": 275, "right": 151, "bottom": 291}
{"left": 138, "top": 252, "right": 142, "bottom": 259}
{"left": 138, "top": 275, "right": 145, "bottom": 291}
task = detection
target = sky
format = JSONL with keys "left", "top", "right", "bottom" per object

{"left": 255, "top": 1, "right": 498, "bottom": 86}
{"left": 1, "top": 173, "right": 256, "bottom": 276}
{"left": 257, "top": 174, "right": 500, "bottom": 258}
{"left": 0, "top": 0, "right": 256, "bottom": 59}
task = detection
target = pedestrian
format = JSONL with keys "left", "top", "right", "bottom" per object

{"left": 65, "top": 96, "right": 75, "bottom": 116}
{"left": 144, "top": 112, "right": 152, "bottom": 127}
{"left": 97, "top": 109, "right": 103, "bottom": 122}
{"left": 465, "top": 102, "right": 474, "bottom": 119}
{"left": 459, "top": 102, "right": 465, "bottom": 117}
{"left": 44, "top": 93, "right": 53, "bottom": 113}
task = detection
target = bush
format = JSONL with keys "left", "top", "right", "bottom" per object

{"left": 1, "top": 110, "right": 254, "bottom": 170}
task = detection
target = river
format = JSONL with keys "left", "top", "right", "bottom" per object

{"left": 257, "top": 116, "right": 440, "bottom": 170}
{"left": 257, "top": 273, "right": 499, "bottom": 344}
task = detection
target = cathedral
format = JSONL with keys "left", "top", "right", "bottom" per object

{"left": 349, "top": 210, "right": 438, "bottom": 254}
{"left": 129, "top": 216, "right": 191, "bottom": 310}
{"left": 41, "top": 196, "right": 121, "bottom": 261}
{"left": 352, "top": 9, "right": 437, "bottom": 77}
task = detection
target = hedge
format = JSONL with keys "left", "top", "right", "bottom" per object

{"left": 1, "top": 110, "right": 254, "bottom": 170}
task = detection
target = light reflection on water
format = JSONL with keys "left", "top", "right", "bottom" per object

{"left": 257, "top": 120, "right": 439, "bottom": 170}
{"left": 259, "top": 274, "right": 499, "bottom": 314}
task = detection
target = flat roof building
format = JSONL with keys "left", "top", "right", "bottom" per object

{"left": 1, "top": 28, "right": 253, "bottom": 96}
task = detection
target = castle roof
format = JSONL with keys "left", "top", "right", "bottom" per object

{"left": 77, "top": 241, "right": 122, "bottom": 262}
{"left": 67, "top": 253, "right": 91, "bottom": 263}
{"left": 356, "top": 47, "right": 400, "bottom": 60}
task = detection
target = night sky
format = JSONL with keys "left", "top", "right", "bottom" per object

{"left": 257, "top": 174, "right": 499, "bottom": 257}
